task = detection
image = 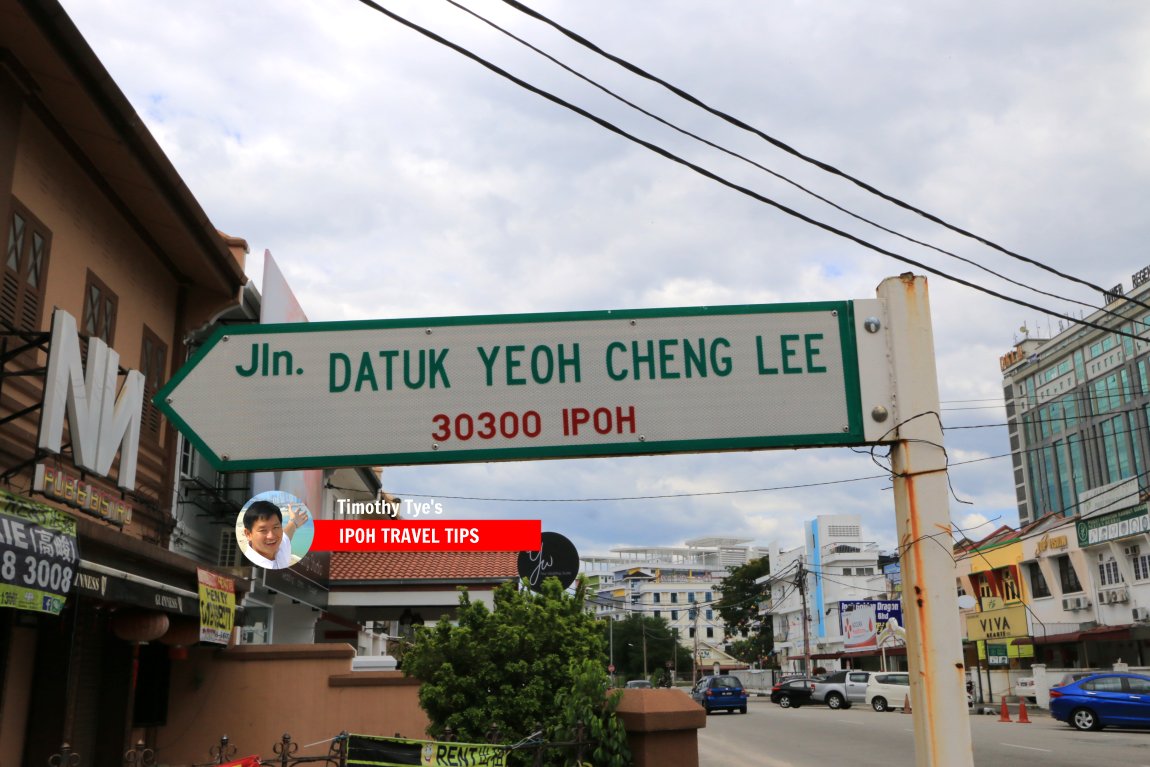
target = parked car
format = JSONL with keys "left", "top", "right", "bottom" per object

{"left": 810, "top": 670, "right": 878, "bottom": 709}
{"left": 1015, "top": 676, "right": 1036, "bottom": 703}
{"left": 865, "top": 672, "right": 909, "bottom": 712}
{"left": 1049, "top": 672, "right": 1150, "bottom": 731}
{"left": 770, "top": 677, "right": 815, "bottom": 708}
{"left": 625, "top": 679, "right": 653, "bottom": 688}
{"left": 691, "top": 675, "right": 748, "bottom": 714}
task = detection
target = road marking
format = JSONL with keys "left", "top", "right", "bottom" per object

{"left": 1000, "top": 743, "right": 1051, "bottom": 752}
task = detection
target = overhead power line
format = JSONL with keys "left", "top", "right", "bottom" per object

{"left": 496, "top": 0, "right": 1150, "bottom": 319}
{"left": 356, "top": 0, "right": 1148, "bottom": 344}
{"left": 448, "top": 0, "right": 1132, "bottom": 327}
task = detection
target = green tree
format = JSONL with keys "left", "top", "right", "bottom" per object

{"left": 725, "top": 633, "right": 774, "bottom": 667}
{"left": 716, "top": 556, "right": 773, "bottom": 663}
{"left": 606, "top": 614, "right": 692, "bottom": 683}
{"left": 403, "top": 577, "right": 622, "bottom": 765}
{"left": 550, "top": 659, "right": 631, "bottom": 767}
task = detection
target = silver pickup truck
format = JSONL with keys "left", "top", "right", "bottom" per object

{"left": 810, "top": 670, "right": 878, "bottom": 709}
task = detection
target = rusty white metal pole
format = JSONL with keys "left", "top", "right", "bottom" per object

{"left": 877, "top": 275, "right": 973, "bottom": 767}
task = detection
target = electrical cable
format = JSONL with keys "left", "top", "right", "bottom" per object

{"left": 354, "top": 0, "right": 1147, "bottom": 344}
{"left": 445, "top": 1, "right": 1147, "bottom": 331}
{"left": 496, "top": 0, "right": 1150, "bottom": 318}
{"left": 438, "top": 1, "right": 1126, "bottom": 324}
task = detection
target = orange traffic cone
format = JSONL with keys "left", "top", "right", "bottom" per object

{"left": 903, "top": 694, "right": 912, "bottom": 714}
{"left": 1017, "top": 699, "right": 1030, "bottom": 724}
{"left": 998, "top": 698, "right": 1012, "bottom": 722}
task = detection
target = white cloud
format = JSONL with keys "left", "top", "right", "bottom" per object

{"left": 63, "top": 0, "right": 1150, "bottom": 554}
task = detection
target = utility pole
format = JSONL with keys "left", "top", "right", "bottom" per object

{"left": 797, "top": 559, "right": 810, "bottom": 675}
{"left": 642, "top": 620, "right": 648, "bottom": 678}
{"left": 880, "top": 275, "right": 973, "bottom": 767}
{"left": 692, "top": 606, "right": 701, "bottom": 681}
{"left": 609, "top": 616, "right": 614, "bottom": 684}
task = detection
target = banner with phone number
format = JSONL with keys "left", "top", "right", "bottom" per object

{"left": 347, "top": 733, "right": 507, "bottom": 766}
{"left": 0, "top": 490, "right": 78, "bottom": 615}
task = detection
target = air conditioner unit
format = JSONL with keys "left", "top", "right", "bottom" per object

{"left": 1097, "top": 590, "right": 1111, "bottom": 604}
{"left": 1061, "top": 597, "right": 1076, "bottom": 610}
{"left": 1111, "top": 587, "right": 1130, "bottom": 603}
{"left": 1125, "top": 545, "right": 1141, "bottom": 557}
{"left": 1077, "top": 596, "right": 1092, "bottom": 609}
{"left": 1135, "top": 607, "right": 1150, "bottom": 621}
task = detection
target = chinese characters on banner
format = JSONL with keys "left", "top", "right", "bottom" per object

{"left": 0, "top": 490, "right": 78, "bottom": 615}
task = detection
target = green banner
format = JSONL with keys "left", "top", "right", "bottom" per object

{"left": 1076, "top": 504, "right": 1149, "bottom": 547}
{"left": 347, "top": 734, "right": 508, "bottom": 766}
{"left": 0, "top": 490, "right": 78, "bottom": 615}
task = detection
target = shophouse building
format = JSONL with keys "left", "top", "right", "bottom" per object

{"left": 0, "top": 2, "right": 251, "bottom": 763}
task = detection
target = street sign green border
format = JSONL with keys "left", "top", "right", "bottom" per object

{"left": 156, "top": 300, "right": 866, "bottom": 471}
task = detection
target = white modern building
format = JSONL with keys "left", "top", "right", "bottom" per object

{"left": 582, "top": 537, "right": 766, "bottom": 659}
{"left": 760, "top": 514, "right": 898, "bottom": 673}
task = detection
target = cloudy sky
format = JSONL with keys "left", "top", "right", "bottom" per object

{"left": 64, "top": 1, "right": 1150, "bottom": 557}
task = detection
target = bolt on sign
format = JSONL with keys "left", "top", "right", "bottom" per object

{"left": 157, "top": 300, "right": 894, "bottom": 471}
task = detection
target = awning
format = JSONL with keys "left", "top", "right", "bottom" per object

{"left": 75, "top": 560, "right": 199, "bottom": 617}
{"left": 808, "top": 647, "right": 906, "bottom": 661}
{"left": 1032, "top": 625, "right": 1133, "bottom": 644}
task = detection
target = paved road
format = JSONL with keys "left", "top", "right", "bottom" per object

{"left": 697, "top": 698, "right": 1150, "bottom": 767}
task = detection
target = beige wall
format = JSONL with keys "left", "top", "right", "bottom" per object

{"left": 156, "top": 643, "right": 430, "bottom": 765}
{"left": 3, "top": 107, "right": 183, "bottom": 527}
{"left": 13, "top": 114, "right": 180, "bottom": 358}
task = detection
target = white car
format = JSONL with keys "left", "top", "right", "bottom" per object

{"left": 867, "top": 673, "right": 976, "bottom": 711}
{"left": 865, "top": 672, "right": 910, "bottom": 712}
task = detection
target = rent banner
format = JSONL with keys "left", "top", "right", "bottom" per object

{"left": 0, "top": 490, "right": 78, "bottom": 615}
{"left": 347, "top": 734, "right": 508, "bottom": 766}
{"left": 197, "top": 567, "right": 236, "bottom": 644}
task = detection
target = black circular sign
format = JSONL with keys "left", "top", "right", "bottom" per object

{"left": 517, "top": 532, "right": 580, "bottom": 593}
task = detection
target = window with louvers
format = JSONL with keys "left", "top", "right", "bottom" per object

{"left": 2, "top": 202, "right": 51, "bottom": 332}
{"left": 140, "top": 326, "right": 168, "bottom": 443}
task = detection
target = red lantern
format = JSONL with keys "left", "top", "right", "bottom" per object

{"left": 159, "top": 615, "right": 201, "bottom": 660}
{"left": 110, "top": 609, "right": 170, "bottom": 643}
{"left": 160, "top": 616, "right": 200, "bottom": 647}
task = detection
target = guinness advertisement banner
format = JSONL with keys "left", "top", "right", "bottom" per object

{"left": 74, "top": 563, "right": 199, "bottom": 617}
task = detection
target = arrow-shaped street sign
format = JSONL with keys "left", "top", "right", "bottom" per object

{"left": 156, "top": 301, "right": 893, "bottom": 471}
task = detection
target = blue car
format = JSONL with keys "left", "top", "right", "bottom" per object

{"left": 691, "top": 675, "right": 748, "bottom": 714}
{"left": 1049, "top": 672, "right": 1150, "bottom": 731}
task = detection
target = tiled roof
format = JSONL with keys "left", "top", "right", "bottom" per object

{"left": 330, "top": 551, "right": 519, "bottom": 582}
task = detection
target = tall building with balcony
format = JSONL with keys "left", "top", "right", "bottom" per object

{"left": 582, "top": 537, "right": 766, "bottom": 661}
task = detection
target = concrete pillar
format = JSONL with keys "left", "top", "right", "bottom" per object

{"left": 615, "top": 689, "right": 706, "bottom": 767}
{"left": 1032, "top": 664, "right": 1049, "bottom": 709}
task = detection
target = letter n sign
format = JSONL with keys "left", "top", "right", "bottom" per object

{"left": 37, "top": 309, "right": 144, "bottom": 490}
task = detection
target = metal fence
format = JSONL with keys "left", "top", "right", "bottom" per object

{"left": 71, "top": 724, "right": 602, "bottom": 767}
